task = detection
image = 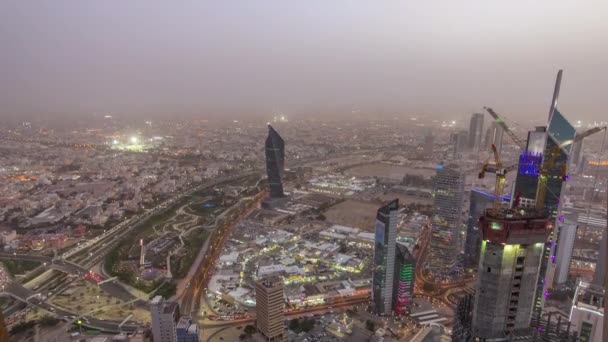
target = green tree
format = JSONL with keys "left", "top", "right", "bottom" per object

{"left": 365, "top": 320, "right": 375, "bottom": 332}
{"left": 244, "top": 325, "right": 256, "bottom": 335}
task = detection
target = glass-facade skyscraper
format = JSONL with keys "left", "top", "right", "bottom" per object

{"left": 372, "top": 199, "right": 399, "bottom": 316}
{"left": 428, "top": 163, "right": 465, "bottom": 278}
{"left": 265, "top": 125, "right": 285, "bottom": 198}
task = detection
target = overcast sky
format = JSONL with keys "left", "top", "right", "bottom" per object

{"left": 1, "top": 1, "right": 607, "bottom": 121}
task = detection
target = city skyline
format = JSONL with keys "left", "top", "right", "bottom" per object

{"left": 1, "top": 2, "right": 608, "bottom": 341}
{"left": 2, "top": 2, "right": 608, "bottom": 121}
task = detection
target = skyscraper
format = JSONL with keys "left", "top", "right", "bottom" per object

{"left": 393, "top": 243, "right": 415, "bottom": 315}
{"left": 265, "top": 125, "right": 285, "bottom": 198}
{"left": 464, "top": 190, "right": 509, "bottom": 269}
{"left": 449, "top": 130, "right": 469, "bottom": 159}
{"left": 553, "top": 220, "right": 577, "bottom": 285}
{"left": 427, "top": 163, "right": 465, "bottom": 277}
{"left": 256, "top": 277, "right": 286, "bottom": 341}
{"left": 468, "top": 113, "right": 484, "bottom": 151}
{"left": 372, "top": 199, "right": 399, "bottom": 316}
{"left": 472, "top": 208, "right": 552, "bottom": 340}
{"left": 423, "top": 129, "right": 434, "bottom": 159}
{"left": 150, "top": 296, "right": 180, "bottom": 342}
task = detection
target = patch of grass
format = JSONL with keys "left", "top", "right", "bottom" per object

{"left": 1, "top": 260, "right": 40, "bottom": 276}
{"left": 171, "top": 229, "right": 210, "bottom": 279}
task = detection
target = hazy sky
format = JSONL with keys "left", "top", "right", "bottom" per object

{"left": 2, "top": 1, "right": 607, "bottom": 121}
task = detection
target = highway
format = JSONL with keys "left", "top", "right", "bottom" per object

{"left": 0, "top": 253, "right": 136, "bottom": 301}
{"left": 200, "top": 295, "right": 370, "bottom": 328}
{"left": 179, "top": 191, "right": 266, "bottom": 315}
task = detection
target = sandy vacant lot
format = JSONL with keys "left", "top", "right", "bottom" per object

{"left": 324, "top": 199, "right": 382, "bottom": 231}
{"left": 377, "top": 192, "right": 433, "bottom": 206}
{"left": 344, "top": 163, "right": 435, "bottom": 181}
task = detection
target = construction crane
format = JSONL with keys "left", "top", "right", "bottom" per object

{"left": 483, "top": 107, "right": 526, "bottom": 150}
{"left": 478, "top": 144, "right": 517, "bottom": 210}
{"left": 536, "top": 125, "right": 607, "bottom": 209}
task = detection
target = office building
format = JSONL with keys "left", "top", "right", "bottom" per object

{"left": 150, "top": 296, "right": 180, "bottom": 342}
{"left": 468, "top": 113, "right": 484, "bottom": 151}
{"left": 593, "top": 232, "right": 607, "bottom": 287}
{"left": 176, "top": 317, "right": 200, "bottom": 342}
{"left": 484, "top": 122, "right": 504, "bottom": 154}
{"left": 449, "top": 130, "right": 469, "bottom": 159}
{"left": 464, "top": 190, "right": 509, "bottom": 269}
{"left": 256, "top": 277, "right": 286, "bottom": 341}
{"left": 569, "top": 281, "right": 605, "bottom": 342}
{"left": 472, "top": 207, "right": 552, "bottom": 340}
{"left": 372, "top": 199, "right": 399, "bottom": 316}
{"left": 427, "top": 163, "right": 464, "bottom": 277}
{"left": 265, "top": 125, "right": 285, "bottom": 198}
{"left": 423, "top": 129, "right": 434, "bottom": 159}
{"left": 393, "top": 243, "right": 415, "bottom": 315}
{"left": 553, "top": 220, "right": 577, "bottom": 285}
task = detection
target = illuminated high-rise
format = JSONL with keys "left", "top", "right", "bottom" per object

{"left": 472, "top": 208, "right": 552, "bottom": 340}
{"left": 265, "top": 125, "right": 285, "bottom": 198}
{"left": 468, "top": 112, "right": 484, "bottom": 151}
{"left": 393, "top": 243, "right": 415, "bottom": 315}
{"left": 372, "top": 199, "right": 399, "bottom": 316}
{"left": 427, "top": 163, "right": 464, "bottom": 277}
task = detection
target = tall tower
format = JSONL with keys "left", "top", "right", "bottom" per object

{"left": 427, "top": 163, "right": 465, "bottom": 278}
{"left": 423, "top": 129, "right": 434, "bottom": 160}
{"left": 472, "top": 208, "right": 552, "bottom": 339}
{"left": 484, "top": 122, "right": 504, "bottom": 154}
{"left": 255, "top": 277, "right": 286, "bottom": 341}
{"left": 372, "top": 199, "right": 399, "bottom": 316}
{"left": 393, "top": 243, "right": 415, "bottom": 315}
{"left": 468, "top": 113, "right": 484, "bottom": 151}
{"left": 265, "top": 125, "right": 285, "bottom": 198}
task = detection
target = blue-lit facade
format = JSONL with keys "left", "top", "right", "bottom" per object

{"left": 372, "top": 199, "right": 399, "bottom": 316}
{"left": 265, "top": 125, "right": 285, "bottom": 198}
{"left": 512, "top": 128, "right": 546, "bottom": 206}
{"left": 464, "top": 190, "right": 509, "bottom": 269}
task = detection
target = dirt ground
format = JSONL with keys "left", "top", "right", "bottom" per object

{"left": 50, "top": 280, "right": 150, "bottom": 323}
{"left": 344, "top": 163, "right": 435, "bottom": 181}
{"left": 324, "top": 199, "right": 381, "bottom": 231}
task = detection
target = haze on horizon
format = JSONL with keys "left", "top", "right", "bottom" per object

{"left": 1, "top": 1, "right": 607, "bottom": 122}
